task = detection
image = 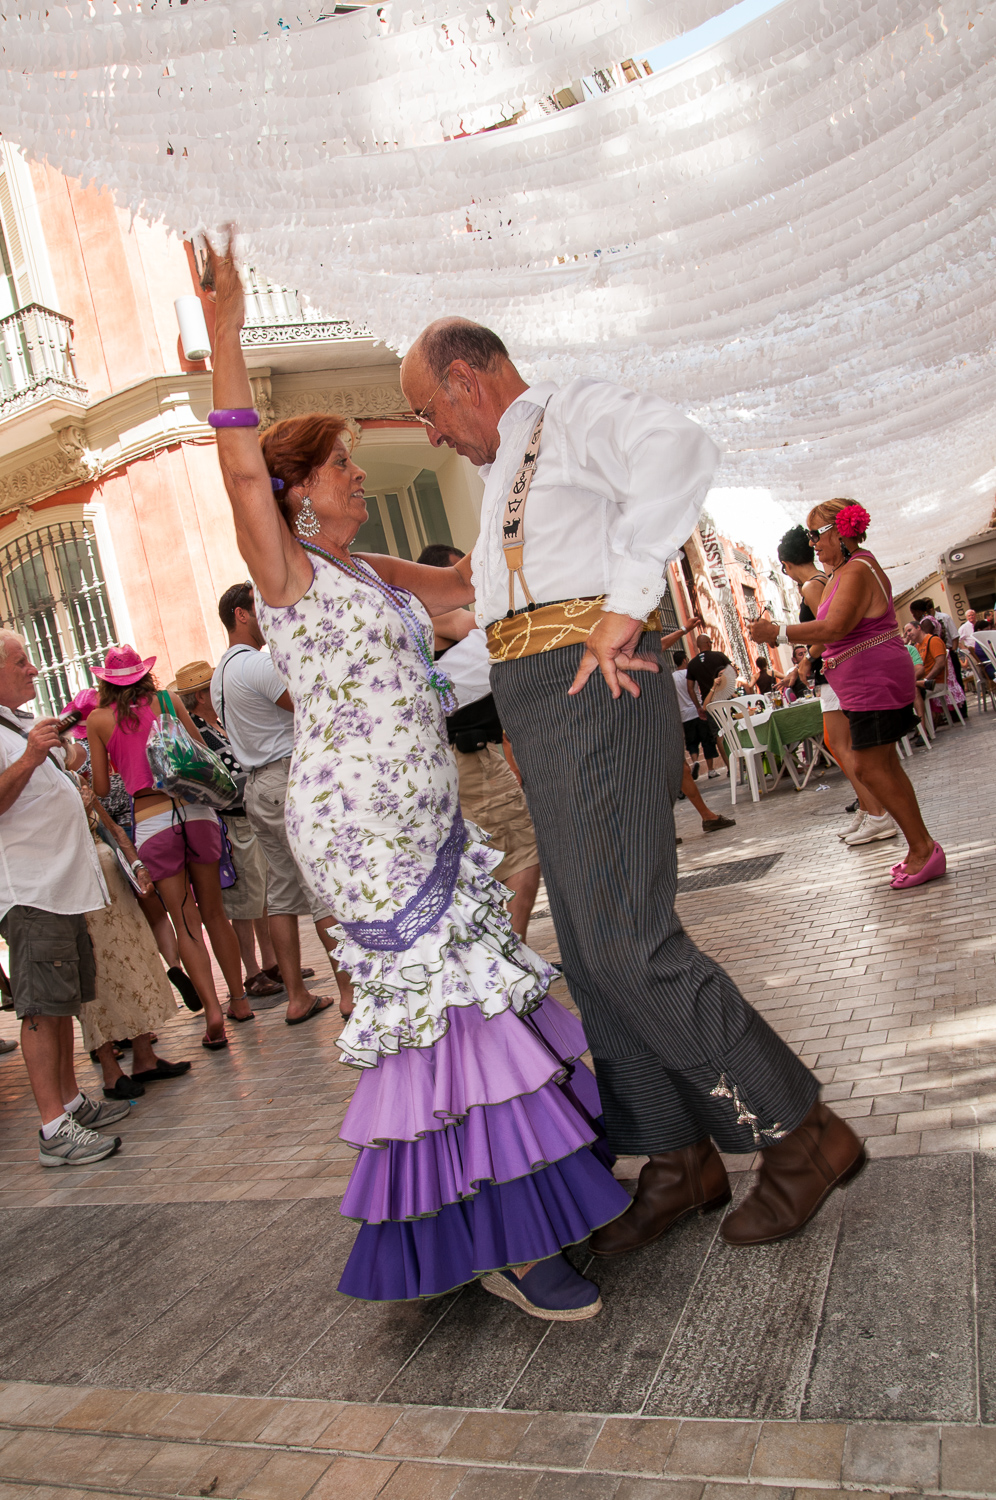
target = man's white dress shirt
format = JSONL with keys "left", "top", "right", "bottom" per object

{"left": 211, "top": 646, "right": 294, "bottom": 769}
{"left": 0, "top": 709, "right": 108, "bottom": 923}
{"left": 472, "top": 379, "right": 719, "bottom": 628}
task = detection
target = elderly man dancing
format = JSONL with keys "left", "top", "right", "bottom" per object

{"left": 401, "top": 321, "right": 864, "bottom": 1250}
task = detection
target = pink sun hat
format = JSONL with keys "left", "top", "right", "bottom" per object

{"left": 93, "top": 644, "right": 157, "bottom": 686}
{"left": 58, "top": 687, "right": 99, "bottom": 738}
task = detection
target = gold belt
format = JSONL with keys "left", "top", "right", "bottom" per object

{"left": 486, "top": 596, "right": 662, "bottom": 663}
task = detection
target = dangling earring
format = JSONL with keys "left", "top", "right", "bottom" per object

{"left": 295, "top": 496, "right": 321, "bottom": 538}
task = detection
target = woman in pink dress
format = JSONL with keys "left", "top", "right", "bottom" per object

{"left": 751, "top": 501, "right": 943, "bottom": 890}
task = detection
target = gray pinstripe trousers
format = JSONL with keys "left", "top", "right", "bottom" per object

{"left": 491, "top": 638, "right": 818, "bottom": 1156}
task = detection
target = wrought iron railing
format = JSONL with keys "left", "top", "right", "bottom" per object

{"left": 0, "top": 519, "right": 116, "bottom": 716}
{"left": 0, "top": 303, "right": 88, "bottom": 417}
{"left": 239, "top": 273, "right": 367, "bottom": 345}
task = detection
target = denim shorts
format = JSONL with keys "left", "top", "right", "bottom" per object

{"left": 0, "top": 906, "right": 96, "bottom": 1019}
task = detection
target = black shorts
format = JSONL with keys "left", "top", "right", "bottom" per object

{"left": 682, "top": 716, "right": 718, "bottom": 758}
{"left": 844, "top": 703, "right": 919, "bottom": 749}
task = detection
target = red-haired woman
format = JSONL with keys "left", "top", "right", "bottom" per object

{"left": 205, "top": 236, "right": 631, "bottom": 1320}
{"left": 87, "top": 645, "right": 249, "bottom": 1046}
{"left": 751, "top": 501, "right": 942, "bottom": 889}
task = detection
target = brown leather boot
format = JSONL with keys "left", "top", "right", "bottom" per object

{"left": 720, "top": 1100, "right": 866, "bottom": 1246}
{"left": 589, "top": 1139, "right": 731, "bottom": 1257}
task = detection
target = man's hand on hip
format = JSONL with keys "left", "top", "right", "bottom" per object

{"left": 568, "top": 612, "right": 660, "bottom": 701}
{"left": 22, "top": 718, "right": 63, "bottom": 768}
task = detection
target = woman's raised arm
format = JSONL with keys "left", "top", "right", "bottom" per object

{"left": 206, "top": 236, "right": 313, "bottom": 608}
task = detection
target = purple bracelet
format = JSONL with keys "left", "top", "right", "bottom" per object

{"left": 208, "top": 408, "right": 260, "bottom": 428}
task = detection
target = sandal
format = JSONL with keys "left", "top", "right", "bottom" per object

{"left": 225, "top": 993, "right": 255, "bottom": 1022}
{"left": 245, "top": 972, "right": 283, "bottom": 998}
{"left": 285, "top": 995, "right": 336, "bottom": 1027}
{"left": 201, "top": 1030, "right": 229, "bottom": 1050}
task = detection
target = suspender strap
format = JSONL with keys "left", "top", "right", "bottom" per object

{"left": 502, "top": 405, "right": 547, "bottom": 618}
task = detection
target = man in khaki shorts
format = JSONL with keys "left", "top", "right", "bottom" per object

{"left": 211, "top": 584, "right": 349, "bottom": 1023}
{"left": 419, "top": 547, "right": 541, "bottom": 938}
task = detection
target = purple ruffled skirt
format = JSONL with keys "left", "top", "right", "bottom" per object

{"left": 337, "top": 994, "right": 631, "bottom": 1300}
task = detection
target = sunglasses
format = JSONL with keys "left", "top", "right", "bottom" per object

{"left": 806, "top": 522, "right": 837, "bottom": 544}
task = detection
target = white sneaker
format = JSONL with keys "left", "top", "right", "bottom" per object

{"left": 707, "top": 770, "right": 721, "bottom": 779}
{"left": 838, "top": 809, "right": 867, "bottom": 840}
{"left": 70, "top": 1093, "right": 131, "bottom": 1129}
{"left": 845, "top": 813, "right": 898, "bottom": 845}
{"left": 38, "top": 1116, "right": 121, "bottom": 1167}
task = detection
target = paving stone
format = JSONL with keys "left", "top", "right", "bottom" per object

{"left": 511, "top": 1412, "right": 603, "bottom": 1467}
{"left": 379, "top": 1461, "right": 469, "bottom": 1499}
{"left": 307, "top": 1455, "right": 400, "bottom": 1499}
{"left": 613, "top": 1483, "right": 703, "bottom": 1500}
{"left": 200, "top": 1396, "right": 288, "bottom": 1443}
{"left": 185, "top": 1442, "right": 272, "bottom": 1498}
{"left": 531, "top": 1475, "right": 620, "bottom": 1500}
{"left": 506, "top": 1215, "right": 721, "bottom": 1414}
{"left": 443, "top": 1412, "right": 534, "bottom": 1463}
{"left": 127, "top": 1439, "right": 219, "bottom": 1492}
{"left": 974, "top": 1153, "right": 996, "bottom": 1422}
{"left": 939, "top": 1425, "right": 996, "bottom": 1493}
{"left": 841, "top": 1422, "right": 939, "bottom": 1488}
{"left": 585, "top": 1418, "right": 680, "bottom": 1475}
{"left": 316, "top": 1404, "right": 405, "bottom": 1452}
{"left": 644, "top": 1192, "right": 842, "bottom": 1421}
{"left": 453, "top": 1469, "right": 542, "bottom": 1500}
{"left": 239, "top": 1449, "right": 332, "bottom": 1500}
{"left": 375, "top": 1407, "right": 468, "bottom": 1458}
{"left": 664, "top": 1422, "right": 760, "bottom": 1478}
{"left": 803, "top": 1157, "right": 976, "bottom": 1422}
{"left": 749, "top": 1422, "right": 845, "bottom": 1482}
{"left": 255, "top": 1399, "right": 344, "bottom": 1447}
{"left": 145, "top": 1392, "right": 236, "bottom": 1439}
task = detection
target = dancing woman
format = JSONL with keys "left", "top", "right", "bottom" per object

{"left": 207, "top": 238, "right": 628, "bottom": 1318}
{"left": 752, "top": 500, "right": 942, "bottom": 890}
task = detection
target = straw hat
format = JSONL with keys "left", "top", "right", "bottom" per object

{"left": 174, "top": 659, "right": 214, "bottom": 695}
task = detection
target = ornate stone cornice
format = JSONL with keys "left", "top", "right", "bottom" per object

{"left": 271, "top": 384, "right": 413, "bottom": 423}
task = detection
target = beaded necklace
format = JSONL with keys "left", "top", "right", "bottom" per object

{"left": 300, "top": 540, "right": 458, "bottom": 714}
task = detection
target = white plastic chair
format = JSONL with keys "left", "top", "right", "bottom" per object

{"left": 960, "top": 650, "right": 996, "bottom": 714}
{"left": 708, "top": 700, "right": 772, "bottom": 804}
{"left": 923, "top": 680, "right": 966, "bottom": 729}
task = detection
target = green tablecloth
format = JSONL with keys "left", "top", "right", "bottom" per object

{"left": 738, "top": 699, "right": 824, "bottom": 762}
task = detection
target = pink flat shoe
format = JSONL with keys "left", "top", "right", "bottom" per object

{"left": 891, "top": 858, "right": 908, "bottom": 876}
{"left": 890, "top": 842, "right": 946, "bottom": 890}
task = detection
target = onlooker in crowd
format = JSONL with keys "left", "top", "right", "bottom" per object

{"left": 419, "top": 544, "right": 477, "bottom": 651}
{"left": 673, "top": 650, "right": 722, "bottom": 780}
{"left": 676, "top": 758, "right": 737, "bottom": 839}
{"left": 914, "top": 617, "right": 966, "bottom": 721}
{"left": 212, "top": 583, "right": 348, "bottom": 1022}
{"left": 176, "top": 659, "right": 283, "bottom": 1004}
{"left": 60, "top": 687, "right": 204, "bottom": 1013}
{"left": 87, "top": 645, "right": 248, "bottom": 1047}
{"left": 430, "top": 623, "right": 543, "bottom": 937}
{"left": 0, "top": 630, "right": 128, "bottom": 1165}
{"left": 753, "top": 501, "right": 941, "bottom": 888}
{"left": 684, "top": 636, "right": 733, "bottom": 776}
{"left": 911, "top": 597, "right": 964, "bottom": 695}
{"left": 78, "top": 784, "right": 191, "bottom": 1098}
{"left": 958, "top": 609, "right": 978, "bottom": 650}
{"left": 749, "top": 657, "right": 777, "bottom": 695}
{"left": 777, "top": 645, "right": 812, "bottom": 701}
{"left": 778, "top": 523, "right": 885, "bottom": 839}
{"left": 419, "top": 544, "right": 541, "bottom": 935}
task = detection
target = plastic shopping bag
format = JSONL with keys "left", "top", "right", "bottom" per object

{"left": 147, "top": 693, "right": 239, "bottom": 809}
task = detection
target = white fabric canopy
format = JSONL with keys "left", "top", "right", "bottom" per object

{"left": 2, "top": 0, "right": 993, "bottom": 583}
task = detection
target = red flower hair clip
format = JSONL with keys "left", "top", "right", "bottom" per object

{"left": 835, "top": 503, "right": 870, "bottom": 538}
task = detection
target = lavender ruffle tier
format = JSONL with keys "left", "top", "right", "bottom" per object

{"left": 337, "top": 996, "right": 631, "bottom": 1302}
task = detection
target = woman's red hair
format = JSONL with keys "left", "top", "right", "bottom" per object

{"left": 260, "top": 413, "right": 352, "bottom": 522}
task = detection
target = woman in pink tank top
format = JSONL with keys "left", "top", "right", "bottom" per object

{"left": 87, "top": 644, "right": 249, "bottom": 1047}
{"left": 751, "top": 501, "right": 943, "bottom": 890}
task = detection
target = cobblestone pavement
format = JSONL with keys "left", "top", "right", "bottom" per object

{"left": 0, "top": 707, "right": 993, "bottom": 1495}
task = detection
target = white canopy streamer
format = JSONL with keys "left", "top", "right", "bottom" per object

{"left": 1, "top": 0, "right": 993, "bottom": 580}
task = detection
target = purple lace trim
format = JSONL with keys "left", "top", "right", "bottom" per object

{"left": 339, "top": 814, "right": 466, "bottom": 953}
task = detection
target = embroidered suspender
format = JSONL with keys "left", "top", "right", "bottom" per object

{"left": 501, "top": 405, "right": 548, "bottom": 617}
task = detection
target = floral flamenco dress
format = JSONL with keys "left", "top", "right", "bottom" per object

{"left": 258, "top": 548, "right": 629, "bottom": 1308}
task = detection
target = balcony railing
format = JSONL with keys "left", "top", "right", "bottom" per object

{"left": 239, "top": 282, "right": 368, "bottom": 348}
{"left": 0, "top": 303, "right": 88, "bottom": 417}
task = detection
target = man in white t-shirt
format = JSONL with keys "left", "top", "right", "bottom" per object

{"left": 0, "top": 631, "right": 130, "bottom": 1166}
{"left": 212, "top": 583, "right": 346, "bottom": 1024}
{"left": 958, "top": 610, "right": 977, "bottom": 649}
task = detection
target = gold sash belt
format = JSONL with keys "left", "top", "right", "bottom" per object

{"left": 486, "top": 596, "right": 662, "bottom": 663}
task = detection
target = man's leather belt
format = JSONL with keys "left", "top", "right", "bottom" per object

{"left": 486, "top": 596, "right": 662, "bottom": 662}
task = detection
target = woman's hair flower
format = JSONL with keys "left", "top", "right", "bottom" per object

{"left": 270, "top": 476, "right": 285, "bottom": 493}
{"left": 835, "top": 502, "right": 870, "bottom": 538}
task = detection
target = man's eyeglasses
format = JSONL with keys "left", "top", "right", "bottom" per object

{"left": 409, "top": 365, "right": 452, "bottom": 427}
{"left": 806, "top": 522, "right": 836, "bottom": 544}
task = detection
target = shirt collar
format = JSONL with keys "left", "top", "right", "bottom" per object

{"left": 496, "top": 381, "right": 559, "bottom": 444}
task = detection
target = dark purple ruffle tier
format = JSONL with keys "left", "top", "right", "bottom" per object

{"left": 338, "top": 1141, "right": 630, "bottom": 1300}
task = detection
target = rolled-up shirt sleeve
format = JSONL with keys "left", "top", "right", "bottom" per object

{"left": 562, "top": 383, "right": 720, "bottom": 620}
